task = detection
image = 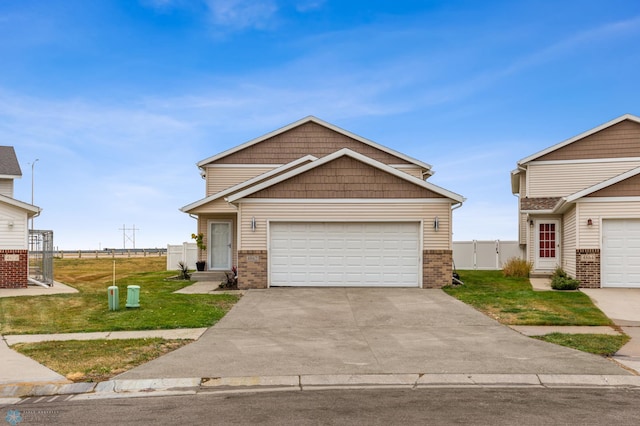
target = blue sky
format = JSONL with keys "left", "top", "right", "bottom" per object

{"left": 2, "top": 0, "right": 640, "bottom": 249}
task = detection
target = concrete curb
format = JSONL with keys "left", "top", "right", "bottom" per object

{"left": 4, "top": 374, "right": 640, "bottom": 402}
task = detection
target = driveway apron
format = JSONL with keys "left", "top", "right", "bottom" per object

{"left": 118, "top": 288, "right": 629, "bottom": 380}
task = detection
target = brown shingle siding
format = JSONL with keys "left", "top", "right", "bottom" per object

{"left": 587, "top": 173, "right": 640, "bottom": 197}
{"left": 214, "top": 122, "right": 411, "bottom": 165}
{"left": 247, "top": 156, "right": 443, "bottom": 199}
{"left": 537, "top": 120, "right": 640, "bottom": 161}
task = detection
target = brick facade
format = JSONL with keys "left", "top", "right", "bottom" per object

{"left": 0, "top": 250, "right": 28, "bottom": 288}
{"left": 422, "top": 250, "right": 453, "bottom": 289}
{"left": 237, "top": 250, "right": 268, "bottom": 289}
{"left": 575, "top": 249, "right": 601, "bottom": 288}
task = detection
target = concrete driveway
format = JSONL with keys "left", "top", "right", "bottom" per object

{"left": 581, "top": 288, "right": 640, "bottom": 372}
{"left": 118, "top": 288, "right": 629, "bottom": 380}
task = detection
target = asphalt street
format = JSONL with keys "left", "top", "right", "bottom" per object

{"left": 5, "top": 388, "right": 640, "bottom": 425}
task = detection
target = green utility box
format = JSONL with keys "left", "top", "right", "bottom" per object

{"left": 126, "top": 285, "right": 140, "bottom": 308}
{"left": 108, "top": 286, "right": 119, "bottom": 311}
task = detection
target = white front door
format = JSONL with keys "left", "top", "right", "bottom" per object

{"left": 534, "top": 220, "right": 560, "bottom": 271}
{"left": 209, "top": 221, "right": 231, "bottom": 270}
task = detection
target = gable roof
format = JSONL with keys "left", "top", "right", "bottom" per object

{"left": 226, "top": 148, "right": 464, "bottom": 204}
{"left": 197, "top": 116, "right": 434, "bottom": 175}
{"left": 517, "top": 114, "right": 640, "bottom": 166}
{"left": 0, "top": 193, "right": 41, "bottom": 216}
{"left": 0, "top": 146, "right": 22, "bottom": 178}
{"left": 180, "top": 155, "right": 317, "bottom": 213}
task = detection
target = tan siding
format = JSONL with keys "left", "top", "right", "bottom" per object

{"left": 191, "top": 198, "right": 237, "bottom": 214}
{"left": 587, "top": 172, "right": 640, "bottom": 197}
{"left": 0, "top": 179, "right": 13, "bottom": 198}
{"left": 563, "top": 206, "right": 576, "bottom": 275}
{"left": 528, "top": 161, "right": 640, "bottom": 197}
{"left": 519, "top": 212, "right": 527, "bottom": 245}
{"left": 238, "top": 201, "right": 452, "bottom": 251}
{"left": 0, "top": 203, "right": 28, "bottom": 249}
{"left": 537, "top": 120, "right": 640, "bottom": 161}
{"left": 577, "top": 200, "right": 640, "bottom": 248}
{"left": 518, "top": 174, "right": 527, "bottom": 244}
{"left": 248, "top": 157, "right": 443, "bottom": 199}
{"left": 214, "top": 122, "right": 412, "bottom": 165}
{"left": 206, "top": 166, "right": 276, "bottom": 196}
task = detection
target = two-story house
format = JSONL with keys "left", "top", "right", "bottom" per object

{"left": 181, "top": 116, "right": 464, "bottom": 290}
{"left": 0, "top": 146, "right": 41, "bottom": 288}
{"left": 512, "top": 114, "right": 640, "bottom": 288}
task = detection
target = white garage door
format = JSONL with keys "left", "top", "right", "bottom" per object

{"left": 270, "top": 222, "right": 421, "bottom": 287}
{"left": 602, "top": 219, "right": 640, "bottom": 288}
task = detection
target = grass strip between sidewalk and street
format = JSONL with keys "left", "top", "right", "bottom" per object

{"left": 533, "top": 333, "right": 630, "bottom": 356}
{"left": 12, "top": 338, "right": 193, "bottom": 382}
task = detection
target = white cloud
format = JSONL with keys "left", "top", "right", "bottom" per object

{"left": 205, "top": 0, "right": 279, "bottom": 30}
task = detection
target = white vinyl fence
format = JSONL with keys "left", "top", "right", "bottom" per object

{"left": 167, "top": 243, "right": 198, "bottom": 271}
{"left": 453, "top": 240, "right": 523, "bottom": 270}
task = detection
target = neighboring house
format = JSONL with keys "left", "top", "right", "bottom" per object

{"left": 512, "top": 114, "right": 640, "bottom": 288}
{"left": 181, "top": 116, "right": 464, "bottom": 289}
{"left": 0, "top": 146, "right": 41, "bottom": 288}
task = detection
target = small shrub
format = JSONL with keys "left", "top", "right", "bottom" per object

{"left": 551, "top": 267, "right": 580, "bottom": 290}
{"left": 177, "top": 262, "right": 191, "bottom": 280}
{"left": 502, "top": 257, "right": 532, "bottom": 278}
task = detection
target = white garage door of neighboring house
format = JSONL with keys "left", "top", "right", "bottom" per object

{"left": 602, "top": 219, "right": 640, "bottom": 288}
{"left": 270, "top": 222, "right": 421, "bottom": 287}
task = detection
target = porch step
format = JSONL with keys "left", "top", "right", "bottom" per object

{"left": 190, "top": 271, "right": 227, "bottom": 282}
{"left": 530, "top": 272, "right": 553, "bottom": 279}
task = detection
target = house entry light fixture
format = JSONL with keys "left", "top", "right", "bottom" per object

{"left": 251, "top": 217, "right": 257, "bottom": 231}
{"left": 434, "top": 216, "right": 439, "bottom": 231}
{"left": 587, "top": 218, "right": 593, "bottom": 226}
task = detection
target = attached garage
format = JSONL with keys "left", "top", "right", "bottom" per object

{"left": 269, "top": 222, "right": 421, "bottom": 287}
{"left": 602, "top": 219, "right": 640, "bottom": 288}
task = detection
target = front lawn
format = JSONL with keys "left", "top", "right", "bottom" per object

{"left": 443, "top": 270, "right": 612, "bottom": 326}
{"left": 0, "top": 257, "right": 239, "bottom": 334}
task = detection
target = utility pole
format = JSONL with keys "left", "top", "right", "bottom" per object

{"left": 30, "top": 159, "right": 39, "bottom": 232}
{"left": 118, "top": 224, "right": 140, "bottom": 249}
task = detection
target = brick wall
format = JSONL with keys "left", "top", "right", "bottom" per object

{"left": 237, "top": 250, "right": 268, "bottom": 289}
{"left": 0, "top": 250, "right": 28, "bottom": 288}
{"left": 423, "top": 250, "right": 452, "bottom": 289}
{"left": 575, "top": 249, "right": 601, "bottom": 288}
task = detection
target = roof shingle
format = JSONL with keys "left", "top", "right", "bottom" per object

{"left": 0, "top": 146, "right": 22, "bottom": 177}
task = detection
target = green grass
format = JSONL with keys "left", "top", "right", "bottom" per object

{"left": 443, "top": 270, "right": 612, "bottom": 326}
{"left": 12, "top": 338, "right": 192, "bottom": 382}
{"left": 0, "top": 257, "right": 239, "bottom": 334}
{"left": 534, "top": 333, "right": 630, "bottom": 356}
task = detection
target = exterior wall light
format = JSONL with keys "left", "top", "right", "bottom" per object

{"left": 587, "top": 218, "right": 593, "bottom": 226}
{"left": 251, "top": 217, "right": 257, "bottom": 231}
{"left": 434, "top": 216, "right": 439, "bottom": 231}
